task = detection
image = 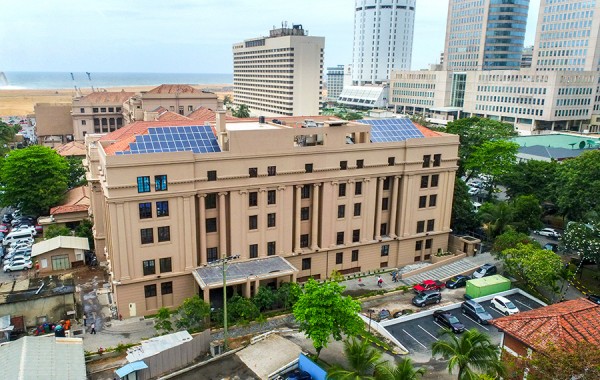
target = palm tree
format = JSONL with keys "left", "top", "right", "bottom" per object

{"left": 327, "top": 337, "right": 384, "bottom": 380}
{"left": 431, "top": 329, "right": 505, "bottom": 380}
{"left": 479, "top": 202, "right": 514, "bottom": 239}
{"left": 375, "top": 357, "right": 426, "bottom": 380}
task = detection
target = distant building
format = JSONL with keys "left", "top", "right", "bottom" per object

{"left": 31, "top": 236, "right": 90, "bottom": 273}
{"left": 338, "top": 85, "right": 390, "bottom": 109}
{"left": 232, "top": 24, "right": 324, "bottom": 116}
{"left": 521, "top": 46, "right": 533, "bottom": 68}
{"left": 71, "top": 91, "right": 134, "bottom": 140}
{"left": 326, "top": 65, "right": 345, "bottom": 101}
{"left": 34, "top": 103, "right": 73, "bottom": 147}
{"left": 38, "top": 185, "right": 90, "bottom": 235}
{"left": 54, "top": 141, "right": 87, "bottom": 158}
{"left": 513, "top": 133, "right": 600, "bottom": 162}
{"left": 352, "top": 0, "right": 416, "bottom": 85}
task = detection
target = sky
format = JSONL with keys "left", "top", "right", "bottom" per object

{"left": 0, "top": 0, "right": 540, "bottom": 73}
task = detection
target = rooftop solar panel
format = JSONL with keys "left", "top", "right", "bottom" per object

{"left": 358, "top": 118, "right": 425, "bottom": 143}
{"left": 119, "top": 125, "right": 221, "bottom": 155}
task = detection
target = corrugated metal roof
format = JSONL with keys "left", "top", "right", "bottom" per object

{"left": 126, "top": 331, "right": 193, "bottom": 362}
{"left": 31, "top": 236, "right": 90, "bottom": 257}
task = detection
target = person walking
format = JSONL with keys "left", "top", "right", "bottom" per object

{"left": 83, "top": 314, "right": 87, "bottom": 327}
{"left": 377, "top": 276, "right": 383, "bottom": 288}
{"left": 90, "top": 322, "right": 96, "bottom": 334}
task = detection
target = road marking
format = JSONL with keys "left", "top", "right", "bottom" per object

{"left": 418, "top": 324, "right": 439, "bottom": 341}
{"left": 402, "top": 329, "right": 427, "bottom": 349}
{"left": 513, "top": 299, "right": 533, "bottom": 310}
{"left": 488, "top": 306, "right": 505, "bottom": 316}
{"left": 462, "top": 313, "right": 489, "bottom": 331}
{"left": 433, "top": 320, "right": 447, "bottom": 331}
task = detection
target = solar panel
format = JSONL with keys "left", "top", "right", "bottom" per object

{"left": 122, "top": 125, "right": 221, "bottom": 155}
{"left": 358, "top": 118, "right": 425, "bottom": 143}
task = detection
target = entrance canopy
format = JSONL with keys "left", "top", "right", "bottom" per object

{"left": 193, "top": 256, "right": 298, "bottom": 289}
{"left": 115, "top": 360, "right": 148, "bottom": 378}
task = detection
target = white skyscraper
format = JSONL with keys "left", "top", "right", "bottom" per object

{"left": 352, "top": 0, "right": 416, "bottom": 85}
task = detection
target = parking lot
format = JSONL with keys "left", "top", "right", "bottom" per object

{"left": 384, "top": 291, "right": 545, "bottom": 357}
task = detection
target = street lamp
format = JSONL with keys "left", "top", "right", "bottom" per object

{"left": 207, "top": 254, "right": 240, "bottom": 352}
{"left": 367, "top": 309, "right": 376, "bottom": 333}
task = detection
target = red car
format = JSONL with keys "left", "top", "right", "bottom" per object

{"left": 0, "top": 225, "right": 8, "bottom": 233}
{"left": 413, "top": 279, "right": 446, "bottom": 293}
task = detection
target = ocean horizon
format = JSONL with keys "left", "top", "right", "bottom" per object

{"left": 0, "top": 71, "right": 233, "bottom": 90}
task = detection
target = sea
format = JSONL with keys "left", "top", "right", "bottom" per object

{"left": 0, "top": 71, "right": 233, "bottom": 90}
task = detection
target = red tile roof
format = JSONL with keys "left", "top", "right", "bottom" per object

{"left": 156, "top": 111, "right": 191, "bottom": 121}
{"left": 491, "top": 298, "right": 600, "bottom": 353}
{"left": 54, "top": 141, "right": 86, "bottom": 157}
{"left": 50, "top": 186, "right": 90, "bottom": 215}
{"left": 79, "top": 91, "right": 135, "bottom": 104}
{"left": 187, "top": 107, "right": 238, "bottom": 123}
{"left": 146, "top": 84, "right": 202, "bottom": 94}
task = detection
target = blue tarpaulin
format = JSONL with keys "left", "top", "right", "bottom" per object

{"left": 115, "top": 361, "right": 148, "bottom": 378}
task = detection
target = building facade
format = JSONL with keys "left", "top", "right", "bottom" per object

{"left": 33, "top": 103, "right": 73, "bottom": 147}
{"left": 443, "top": 0, "right": 530, "bottom": 71}
{"left": 72, "top": 92, "right": 134, "bottom": 140}
{"left": 326, "top": 65, "right": 346, "bottom": 101}
{"left": 232, "top": 25, "right": 324, "bottom": 117}
{"left": 86, "top": 115, "right": 459, "bottom": 317}
{"left": 352, "top": 0, "right": 416, "bottom": 85}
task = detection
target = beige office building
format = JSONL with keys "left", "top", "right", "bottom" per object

{"left": 72, "top": 91, "right": 134, "bottom": 141}
{"left": 233, "top": 25, "right": 324, "bottom": 117}
{"left": 85, "top": 115, "right": 458, "bottom": 317}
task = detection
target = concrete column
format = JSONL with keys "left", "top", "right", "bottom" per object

{"left": 229, "top": 191, "right": 243, "bottom": 258}
{"left": 198, "top": 194, "right": 207, "bottom": 265}
{"left": 244, "top": 278, "right": 252, "bottom": 298}
{"left": 328, "top": 181, "right": 339, "bottom": 248}
{"left": 443, "top": 170, "right": 456, "bottom": 231}
{"left": 389, "top": 176, "right": 400, "bottom": 238}
{"left": 182, "top": 196, "right": 195, "bottom": 270}
{"left": 239, "top": 190, "right": 248, "bottom": 258}
{"left": 400, "top": 175, "right": 412, "bottom": 237}
{"left": 218, "top": 192, "right": 227, "bottom": 257}
{"left": 374, "top": 177, "right": 384, "bottom": 240}
{"left": 254, "top": 279, "right": 260, "bottom": 295}
{"left": 344, "top": 181, "right": 354, "bottom": 245}
{"left": 361, "top": 178, "right": 371, "bottom": 242}
{"left": 277, "top": 186, "right": 286, "bottom": 255}
{"left": 259, "top": 188, "right": 267, "bottom": 256}
{"left": 203, "top": 287, "right": 210, "bottom": 303}
{"left": 294, "top": 185, "right": 302, "bottom": 253}
{"left": 115, "top": 202, "right": 130, "bottom": 279}
{"left": 311, "top": 183, "right": 321, "bottom": 250}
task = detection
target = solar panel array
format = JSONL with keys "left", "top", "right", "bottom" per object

{"left": 115, "top": 125, "right": 221, "bottom": 155}
{"left": 358, "top": 118, "right": 425, "bottom": 143}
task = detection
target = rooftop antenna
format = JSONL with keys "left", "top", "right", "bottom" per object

{"left": 86, "top": 72, "right": 95, "bottom": 92}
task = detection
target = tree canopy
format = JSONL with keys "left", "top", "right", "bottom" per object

{"left": 555, "top": 150, "right": 600, "bottom": 221}
{"left": 232, "top": 104, "right": 250, "bottom": 118}
{"left": 510, "top": 195, "right": 543, "bottom": 233}
{"left": 499, "top": 243, "right": 563, "bottom": 289}
{"left": 499, "top": 159, "right": 558, "bottom": 202}
{"left": 0, "top": 121, "right": 20, "bottom": 155}
{"left": 174, "top": 295, "right": 211, "bottom": 332}
{"left": 327, "top": 337, "right": 383, "bottom": 380}
{"left": 66, "top": 156, "right": 88, "bottom": 189}
{"left": 451, "top": 179, "right": 480, "bottom": 234}
{"left": 293, "top": 279, "right": 364, "bottom": 357}
{"left": 0, "top": 145, "right": 69, "bottom": 215}
{"left": 561, "top": 221, "right": 600, "bottom": 266}
{"left": 464, "top": 140, "right": 519, "bottom": 196}
{"left": 492, "top": 230, "right": 539, "bottom": 256}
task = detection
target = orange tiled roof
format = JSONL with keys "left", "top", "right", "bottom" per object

{"left": 50, "top": 186, "right": 90, "bottom": 215}
{"left": 412, "top": 123, "right": 441, "bottom": 137}
{"left": 490, "top": 298, "right": 600, "bottom": 352}
{"left": 54, "top": 141, "right": 86, "bottom": 157}
{"left": 80, "top": 91, "right": 135, "bottom": 104}
{"left": 146, "top": 84, "right": 202, "bottom": 94}
{"left": 187, "top": 107, "right": 238, "bottom": 123}
{"left": 156, "top": 111, "right": 191, "bottom": 121}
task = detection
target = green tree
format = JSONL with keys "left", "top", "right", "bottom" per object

{"left": 464, "top": 140, "right": 519, "bottom": 198}
{"left": 45, "top": 225, "right": 72, "bottom": 239}
{"left": 510, "top": 195, "right": 543, "bottom": 233}
{"left": 293, "top": 279, "right": 364, "bottom": 357}
{"left": 175, "top": 295, "right": 211, "bottom": 331}
{"left": 343, "top": 112, "right": 363, "bottom": 121}
{"left": 451, "top": 179, "right": 480, "bottom": 234}
{"left": 0, "top": 121, "right": 20, "bottom": 155}
{"left": 431, "top": 329, "right": 505, "bottom": 380}
{"left": 228, "top": 294, "right": 260, "bottom": 323}
{"left": 561, "top": 221, "right": 600, "bottom": 268}
{"left": 499, "top": 243, "right": 563, "bottom": 290}
{"left": 409, "top": 114, "right": 431, "bottom": 128}
{"left": 275, "top": 282, "right": 301, "bottom": 309}
{"left": 223, "top": 94, "right": 233, "bottom": 109}
{"left": 0, "top": 145, "right": 69, "bottom": 216}
{"left": 499, "top": 160, "right": 558, "bottom": 202}
{"left": 75, "top": 219, "right": 95, "bottom": 250}
{"left": 522, "top": 341, "right": 600, "bottom": 380}
{"left": 252, "top": 286, "right": 276, "bottom": 311}
{"left": 444, "top": 117, "right": 516, "bottom": 177}
{"left": 154, "top": 307, "right": 173, "bottom": 335}
{"left": 479, "top": 202, "right": 514, "bottom": 239}
{"left": 232, "top": 104, "right": 250, "bottom": 118}
{"left": 375, "top": 358, "right": 426, "bottom": 380}
{"left": 66, "top": 156, "right": 87, "bottom": 189}
{"left": 492, "top": 230, "right": 538, "bottom": 256}
{"left": 555, "top": 150, "right": 600, "bottom": 220}
{"left": 327, "top": 337, "right": 383, "bottom": 380}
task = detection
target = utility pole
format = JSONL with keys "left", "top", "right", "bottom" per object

{"left": 208, "top": 254, "right": 240, "bottom": 351}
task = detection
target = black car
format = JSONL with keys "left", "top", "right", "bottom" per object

{"left": 285, "top": 369, "right": 311, "bottom": 380}
{"left": 472, "top": 263, "right": 497, "bottom": 279}
{"left": 433, "top": 310, "right": 465, "bottom": 333}
{"left": 587, "top": 294, "right": 600, "bottom": 305}
{"left": 412, "top": 290, "right": 441, "bottom": 307}
{"left": 1, "top": 214, "right": 12, "bottom": 223}
{"left": 445, "top": 275, "right": 470, "bottom": 289}
{"left": 543, "top": 243, "right": 559, "bottom": 253}
{"left": 461, "top": 300, "right": 493, "bottom": 324}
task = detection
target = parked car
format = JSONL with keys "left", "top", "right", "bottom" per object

{"left": 472, "top": 264, "right": 497, "bottom": 279}
{"left": 412, "top": 290, "right": 442, "bottom": 307}
{"left": 534, "top": 227, "right": 561, "bottom": 239}
{"left": 4, "top": 258, "right": 32, "bottom": 272}
{"left": 0, "top": 225, "right": 8, "bottom": 234}
{"left": 491, "top": 296, "right": 520, "bottom": 315}
{"left": 446, "top": 275, "right": 470, "bottom": 289}
{"left": 413, "top": 279, "right": 446, "bottom": 293}
{"left": 587, "top": 294, "right": 600, "bottom": 305}
{"left": 377, "top": 309, "right": 391, "bottom": 322}
{"left": 5, "top": 253, "right": 31, "bottom": 264}
{"left": 285, "top": 369, "right": 311, "bottom": 380}
{"left": 468, "top": 187, "right": 480, "bottom": 195}
{"left": 461, "top": 300, "right": 493, "bottom": 324}
{"left": 433, "top": 310, "right": 465, "bottom": 333}
{"left": 543, "top": 243, "right": 559, "bottom": 252}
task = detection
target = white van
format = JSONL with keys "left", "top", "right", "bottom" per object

{"left": 3, "top": 230, "right": 35, "bottom": 246}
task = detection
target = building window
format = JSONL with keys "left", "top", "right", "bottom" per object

{"left": 158, "top": 226, "right": 170, "bottom": 242}
{"left": 155, "top": 175, "right": 168, "bottom": 191}
{"left": 355, "top": 182, "right": 362, "bottom": 195}
{"left": 340, "top": 161, "right": 348, "bottom": 170}
{"left": 207, "top": 170, "right": 217, "bottom": 181}
{"left": 137, "top": 176, "right": 151, "bottom": 193}
{"left": 141, "top": 228, "right": 154, "bottom": 244}
{"left": 205, "top": 194, "right": 216, "bottom": 209}
{"left": 339, "top": 183, "right": 347, "bottom": 197}
{"left": 417, "top": 221, "right": 425, "bottom": 233}
{"left": 381, "top": 244, "right": 390, "bottom": 256}
{"left": 433, "top": 154, "right": 441, "bottom": 167}
{"left": 425, "top": 239, "right": 433, "bottom": 249}
{"left": 80, "top": 107, "right": 85, "bottom": 113}
{"left": 161, "top": 282, "right": 173, "bottom": 295}
{"left": 206, "top": 218, "right": 217, "bottom": 233}
{"left": 419, "top": 196, "right": 427, "bottom": 208}
{"left": 431, "top": 174, "right": 439, "bottom": 187}
{"left": 420, "top": 175, "right": 429, "bottom": 189}
{"left": 351, "top": 250, "right": 359, "bottom": 262}
{"left": 143, "top": 259, "right": 156, "bottom": 275}
{"left": 423, "top": 155, "right": 431, "bottom": 168}
{"left": 301, "top": 185, "right": 311, "bottom": 199}
{"left": 336, "top": 232, "right": 344, "bottom": 245}
{"left": 388, "top": 157, "right": 395, "bottom": 166}
{"left": 356, "top": 159, "right": 364, "bottom": 168}
{"left": 301, "top": 207, "right": 310, "bottom": 221}
{"left": 249, "top": 192, "right": 258, "bottom": 207}
{"left": 207, "top": 247, "right": 218, "bottom": 262}
{"left": 352, "top": 229, "right": 360, "bottom": 243}
{"left": 336, "top": 252, "right": 343, "bottom": 264}
{"left": 380, "top": 223, "right": 388, "bottom": 236}
{"left": 305, "top": 163, "right": 313, "bottom": 173}
{"left": 249, "top": 215, "right": 258, "bottom": 230}
{"left": 267, "top": 190, "right": 276, "bottom": 205}
{"left": 302, "top": 257, "right": 311, "bottom": 270}
{"left": 249, "top": 244, "right": 258, "bottom": 258}
{"left": 427, "top": 219, "right": 435, "bottom": 232}
{"left": 267, "top": 213, "right": 276, "bottom": 227}
{"left": 267, "top": 166, "right": 276, "bottom": 176}
{"left": 382, "top": 198, "right": 389, "bottom": 210}
{"left": 429, "top": 194, "right": 437, "bottom": 207}
{"left": 81, "top": 120, "right": 86, "bottom": 125}
{"left": 415, "top": 240, "right": 423, "bottom": 250}
{"left": 300, "top": 234, "right": 309, "bottom": 248}
{"left": 383, "top": 177, "right": 391, "bottom": 190}
{"left": 338, "top": 205, "right": 345, "bottom": 218}
{"left": 249, "top": 167, "right": 258, "bottom": 178}
{"left": 144, "top": 284, "right": 157, "bottom": 298}
{"left": 156, "top": 201, "right": 169, "bottom": 217}
{"left": 353, "top": 203, "right": 361, "bottom": 217}
{"left": 159, "top": 257, "right": 172, "bottom": 273}
{"left": 267, "top": 241, "right": 276, "bottom": 256}
{"left": 139, "top": 202, "right": 152, "bottom": 219}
